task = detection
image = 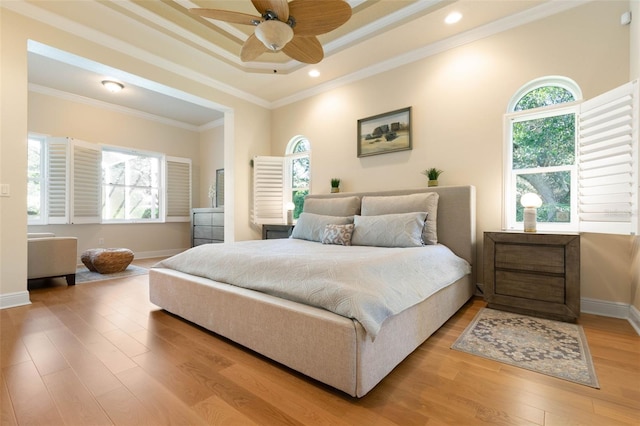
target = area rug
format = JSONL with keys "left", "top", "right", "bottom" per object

{"left": 75, "top": 264, "right": 148, "bottom": 284}
{"left": 451, "top": 308, "right": 599, "bottom": 388}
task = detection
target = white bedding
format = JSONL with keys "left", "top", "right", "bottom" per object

{"left": 155, "top": 238, "right": 470, "bottom": 338}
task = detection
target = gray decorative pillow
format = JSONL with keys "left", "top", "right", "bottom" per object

{"left": 291, "top": 213, "right": 354, "bottom": 242}
{"left": 351, "top": 212, "right": 427, "bottom": 248}
{"left": 322, "top": 224, "right": 354, "bottom": 246}
{"left": 302, "top": 196, "right": 361, "bottom": 216}
{"left": 361, "top": 192, "right": 439, "bottom": 245}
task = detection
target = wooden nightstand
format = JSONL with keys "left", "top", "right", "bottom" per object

{"left": 483, "top": 231, "right": 580, "bottom": 322}
{"left": 262, "top": 224, "right": 295, "bottom": 240}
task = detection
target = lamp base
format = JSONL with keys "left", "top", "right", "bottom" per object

{"left": 523, "top": 207, "right": 537, "bottom": 232}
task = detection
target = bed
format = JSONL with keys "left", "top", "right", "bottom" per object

{"left": 149, "top": 185, "right": 476, "bottom": 397}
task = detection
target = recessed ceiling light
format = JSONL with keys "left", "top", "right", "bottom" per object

{"left": 445, "top": 11, "right": 462, "bottom": 24}
{"left": 308, "top": 69, "right": 320, "bottom": 78}
{"left": 102, "top": 80, "right": 124, "bottom": 93}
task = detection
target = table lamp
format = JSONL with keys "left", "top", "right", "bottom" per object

{"left": 521, "top": 192, "right": 542, "bottom": 232}
{"left": 286, "top": 202, "right": 295, "bottom": 225}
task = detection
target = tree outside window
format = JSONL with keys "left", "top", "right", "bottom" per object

{"left": 27, "top": 136, "right": 45, "bottom": 223}
{"left": 287, "top": 138, "right": 310, "bottom": 219}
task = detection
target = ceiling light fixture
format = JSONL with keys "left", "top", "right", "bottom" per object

{"left": 254, "top": 20, "right": 294, "bottom": 51}
{"left": 308, "top": 69, "right": 320, "bottom": 78}
{"left": 445, "top": 11, "right": 462, "bottom": 24}
{"left": 102, "top": 80, "right": 124, "bottom": 93}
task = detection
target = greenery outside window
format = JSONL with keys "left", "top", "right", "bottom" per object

{"left": 505, "top": 79, "right": 580, "bottom": 231}
{"left": 286, "top": 137, "right": 310, "bottom": 220}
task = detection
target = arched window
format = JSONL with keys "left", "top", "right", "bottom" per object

{"left": 504, "top": 76, "right": 581, "bottom": 231}
{"left": 285, "top": 136, "right": 311, "bottom": 219}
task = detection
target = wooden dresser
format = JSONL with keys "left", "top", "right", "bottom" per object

{"left": 483, "top": 231, "right": 580, "bottom": 322}
{"left": 191, "top": 207, "right": 224, "bottom": 246}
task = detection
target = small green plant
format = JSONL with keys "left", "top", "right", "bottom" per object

{"left": 422, "top": 168, "right": 443, "bottom": 180}
{"left": 331, "top": 178, "right": 341, "bottom": 188}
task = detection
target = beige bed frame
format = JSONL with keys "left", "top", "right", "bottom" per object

{"left": 149, "top": 186, "right": 476, "bottom": 397}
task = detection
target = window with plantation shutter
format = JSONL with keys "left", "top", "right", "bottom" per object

{"left": 253, "top": 156, "right": 286, "bottom": 224}
{"left": 28, "top": 137, "right": 192, "bottom": 225}
{"left": 71, "top": 139, "right": 101, "bottom": 224}
{"left": 578, "top": 80, "right": 639, "bottom": 235}
{"left": 45, "top": 137, "right": 70, "bottom": 224}
{"left": 166, "top": 157, "right": 192, "bottom": 222}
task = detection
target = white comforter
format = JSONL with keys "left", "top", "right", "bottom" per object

{"left": 155, "top": 239, "right": 470, "bottom": 338}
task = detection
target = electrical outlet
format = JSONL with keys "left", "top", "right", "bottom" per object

{"left": 98, "top": 238, "right": 104, "bottom": 246}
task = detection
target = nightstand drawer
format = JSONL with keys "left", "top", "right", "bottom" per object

{"left": 495, "top": 244, "right": 565, "bottom": 274}
{"left": 495, "top": 270, "right": 565, "bottom": 303}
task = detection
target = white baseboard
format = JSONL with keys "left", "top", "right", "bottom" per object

{"left": 581, "top": 297, "right": 640, "bottom": 335}
{"left": 133, "top": 249, "right": 186, "bottom": 260}
{"left": 0, "top": 291, "right": 31, "bottom": 310}
{"left": 629, "top": 305, "right": 640, "bottom": 335}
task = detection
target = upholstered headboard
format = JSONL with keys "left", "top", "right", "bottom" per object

{"left": 304, "top": 185, "right": 476, "bottom": 281}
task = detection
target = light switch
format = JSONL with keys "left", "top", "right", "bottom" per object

{"left": 0, "top": 184, "right": 9, "bottom": 197}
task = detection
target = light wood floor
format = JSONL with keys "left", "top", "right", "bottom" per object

{"left": 2, "top": 257, "right": 639, "bottom": 425}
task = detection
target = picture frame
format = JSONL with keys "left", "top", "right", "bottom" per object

{"left": 357, "top": 107, "right": 412, "bottom": 157}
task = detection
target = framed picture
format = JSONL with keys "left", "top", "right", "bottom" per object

{"left": 357, "top": 107, "right": 412, "bottom": 157}
{"left": 215, "top": 168, "right": 224, "bottom": 208}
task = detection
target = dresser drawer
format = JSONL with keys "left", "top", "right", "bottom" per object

{"left": 194, "top": 226, "right": 224, "bottom": 240}
{"left": 193, "top": 212, "right": 224, "bottom": 226}
{"left": 495, "top": 243, "right": 565, "bottom": 274}
{"left": 495, "top": 270, "right": 565, "bottom": 303}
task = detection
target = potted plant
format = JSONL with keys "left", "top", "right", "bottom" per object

{"left": 421, "top": 168, "right": 443, "bottom": 187}
{"left": 331, "top": 178, "right": 341, "bottom": 193}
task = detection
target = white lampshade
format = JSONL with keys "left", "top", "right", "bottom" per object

{"left": 255, "top": 20, "right": 294, "bottom": 51}
{"left": 521, "top": 192, "right": 542, "bottom": 208}
{"left": 285, "top": 202, "right": 295, "bottom": 211}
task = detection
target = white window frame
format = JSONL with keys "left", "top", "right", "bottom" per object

{"left": 504, "top": 104, "right": 580, "bottom": 232}
{"left": 27, "top": 134, "right": 47, "bottom": 225}
{"left": 101, "top": 146, "right": 163, "bottom": 224}
{"left": 252, "top": 136, "right": 312, "bottom": 225}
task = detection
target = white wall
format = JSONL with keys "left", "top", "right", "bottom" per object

{"left": 271, "top": 1, "right": 634, "bottom": 306}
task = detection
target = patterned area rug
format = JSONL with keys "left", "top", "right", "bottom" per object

{"left": 75, "top": 265, "right": 148, "bottom": 284}
{"left": 452, "top": 308, "right": 599, "bottom": 388}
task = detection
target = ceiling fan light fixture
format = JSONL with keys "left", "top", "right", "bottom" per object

{"left": 255, "top": 20, "right": 293, "bottom": 51}
{"left": 102, "top": 80, "right": 124, "bottom": 93}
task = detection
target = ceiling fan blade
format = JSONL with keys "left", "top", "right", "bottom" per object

{"left": 189, "top": 8, "right": 261, "bottom": 26}
{"left": 282, "top": 36, "right": 323, "bottom": 64}
{"left": 241, "top": 34, "right": 269, "bottom": 62}
{"left": 251, "top": 0, "right": 289, "bottom": 21}
{"left": 288, "top": 0, "right": 351, "bottom": 37}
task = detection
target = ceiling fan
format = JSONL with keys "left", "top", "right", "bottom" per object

{"left": 190, "top": 0, "right": 352, "bottom": 64}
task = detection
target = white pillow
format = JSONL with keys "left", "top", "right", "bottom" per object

{"left": 361, "top": 192, "right": 439, "bottom": 245}
{"left": 351, "top": 212, "right": 427, "bottom": 248}
{"left": 291, "top": 213, "right": 354, "bottom": 242}
{"left": 302, "top": 196, "right": 361, "bottom": 216}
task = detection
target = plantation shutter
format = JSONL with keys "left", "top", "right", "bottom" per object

{"left": 166, "top": 156, "right": 192, "bottom": 222}
{"left": 71, "top": 139, "right": 101, "bottom": 224}
{"left": 253, "top": 156, "right": 286, "bottom": 225}
{"left": 45, "top": 137, "right": 70, "bottom": 224}
{"left": 578, "top": 80, "right": 639, "bottom": 235}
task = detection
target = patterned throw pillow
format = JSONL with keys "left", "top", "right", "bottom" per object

{"left": 322, "top": 224, "right": 354, "bottom": 246}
